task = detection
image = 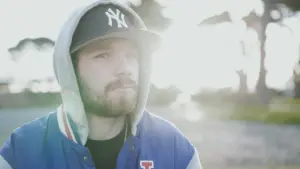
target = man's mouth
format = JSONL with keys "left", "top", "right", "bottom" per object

{"left": 113, "top": 85, "right": 135, "bottom": 90}
{"left": 106, "top": 79, "right": 137, "bottom": 92}
{"left": 109, "top": 84, "right": 136, "bottom": 91}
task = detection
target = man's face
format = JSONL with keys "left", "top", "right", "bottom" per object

{"left": 75, "top": 38, "right": 139, "bottom": 117}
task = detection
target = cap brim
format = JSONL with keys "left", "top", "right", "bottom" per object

{"left": 70, "top": 28, "right": 162, "bottom": 54}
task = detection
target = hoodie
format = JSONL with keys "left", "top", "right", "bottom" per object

{"left": 0, "top": 1, "right": 202, "bottom": 169}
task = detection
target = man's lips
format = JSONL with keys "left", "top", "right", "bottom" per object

{"left": 114, "top": 86, "right": 134, "bottom": 90}
{"left": 106, "top": 78, "right": 137, "bottom": 92}
{"left": 110, "top": 84, "right": 136, "bottom": 91}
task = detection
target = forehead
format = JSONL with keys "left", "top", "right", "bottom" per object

{"left": 76, "top": 38, "right": 137, "bottom": 56}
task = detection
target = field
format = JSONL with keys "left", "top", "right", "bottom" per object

{"left": 0, "top": 106, "right": 300, "bottom": 169}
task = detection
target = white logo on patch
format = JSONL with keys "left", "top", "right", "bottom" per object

{"left": 105, "top": 8, "right": 128, "bottom": 28}
{"left": 140, "top": 160, "right": 154, "bottom": 169}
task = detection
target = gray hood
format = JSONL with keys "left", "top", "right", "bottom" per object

{"left": 53, "top": 0, "right": 159, "bottom": 145}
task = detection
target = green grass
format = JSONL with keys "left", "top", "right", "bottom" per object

{"left": 227, "top": 105, "right": 300, "bottom": 125}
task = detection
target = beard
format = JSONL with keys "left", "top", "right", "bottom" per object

{"left": 77, "top": 77, "right": 138, "bottom": 117}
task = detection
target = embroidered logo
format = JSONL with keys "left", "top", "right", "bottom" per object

{"left": 105, "top": 8, "right": 128, "bottom": 28}
{"left": 140, "top": 160, "right": 154, "bottom": 169}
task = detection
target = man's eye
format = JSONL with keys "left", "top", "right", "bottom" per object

{"left": 94, "top": 52, "right": 109, "bottom": 59}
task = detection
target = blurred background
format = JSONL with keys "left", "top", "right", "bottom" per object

{"left": 1, "top": 0, "right": 300, "bottom": 168}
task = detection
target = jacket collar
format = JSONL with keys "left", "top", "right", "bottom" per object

{"left": 57, "top": 105, "right": 148, "bottom": 145}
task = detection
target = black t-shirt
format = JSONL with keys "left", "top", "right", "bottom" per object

{"left": 85, "top": 126, "right": 126, "bottom": 169}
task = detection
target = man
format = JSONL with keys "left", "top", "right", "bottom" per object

{"left": 0, "top": 1, "right": 201, "bottom": 169}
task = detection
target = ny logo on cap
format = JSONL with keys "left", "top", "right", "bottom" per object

{"left": 105, "top": 8, "right": 128, "bottom": 28}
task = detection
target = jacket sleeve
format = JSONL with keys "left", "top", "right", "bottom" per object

{"left": 186, "top": 147, "right": 202, "bottom": 169}
{"left": 0, "top": 135, "right": 15, "bottom": 169}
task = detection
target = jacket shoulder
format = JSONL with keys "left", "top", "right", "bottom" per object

{"left": 141, "top": 111, "right": 196, "bottom": 168}
{"left": 143, "top": 111, "right": 191, "bottom": 141}
{"left": 0, "top": 112, "right": 57, "bottom": 168}
{"left": 11, "top": 112, "right": 54, "bottom": 143}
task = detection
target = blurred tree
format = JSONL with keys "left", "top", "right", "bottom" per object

{"left": 293, "top": 56, "right": 300, "bottom": 98}
{"left": 200, "top": 12, "right": 231, "bottom": 25}
{"left": 198, "top": 0, "right": 299, "bottom": 100}
{"left": 278, "top": 0, "right": 300, "bottom": 98}
{"left": 293, "top": 69, "right": 300, "bottom": 98}
{"left": 236, "top": 70, "right": 248, "bottom": 94}
{"left": 245, "top": 0, "right": 293, "bottom": 101}
{"left": 8, "top": 37, "right": 54, "bottom": 62}
{"left": 267, "top": 1, "right": 300, "bottom": 99}
{"left": 281, "top": 0, "right": 300, "bottom": 11}
{"left": 130, "top": 0, "right": 170, "bottom": 31}
{"left": 148, "top": 84, "right": 181, "bottom": 106}
{"left": 254, "top": 0, "right": 272, "bottom": 102}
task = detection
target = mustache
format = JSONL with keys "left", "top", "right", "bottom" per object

{"left": 106, "top": 78, "right": 138, "bottom": 92}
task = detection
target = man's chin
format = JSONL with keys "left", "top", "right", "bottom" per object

{"left": 100, "top": 105, "right": 136, "bottom": 117}
{"left": 109, "top": 101, "right": 136, "bottom": 114}
{"left": 106, "top": 94, "right": 137, "bottom": 114}
{"left": 87, "top": 104, "right": 135, "bottom": 117}
{"left": 107, "top": 88, "right": 137, "bottom": 102}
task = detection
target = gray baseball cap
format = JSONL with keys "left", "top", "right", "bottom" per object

{"left": 70, "top": 3, "right": 161, "bottom": 54}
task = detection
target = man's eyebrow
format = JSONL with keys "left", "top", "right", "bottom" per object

{"left": 80, "top": 40, "right": 112, "bottom": 54}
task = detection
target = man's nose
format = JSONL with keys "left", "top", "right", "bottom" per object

{"left": 115, "top": 55, "right": 133, "bottom": 77}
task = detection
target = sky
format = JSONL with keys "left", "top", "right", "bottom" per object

{"left": 0, "top": 0, "right": 300, "bottom": 93}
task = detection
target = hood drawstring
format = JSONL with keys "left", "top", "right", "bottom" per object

{"left": 125, "top": 115, "right": 135, "bottom": 152}
{"left": 126, "top": 115, "right": 132, "bottom": 139}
